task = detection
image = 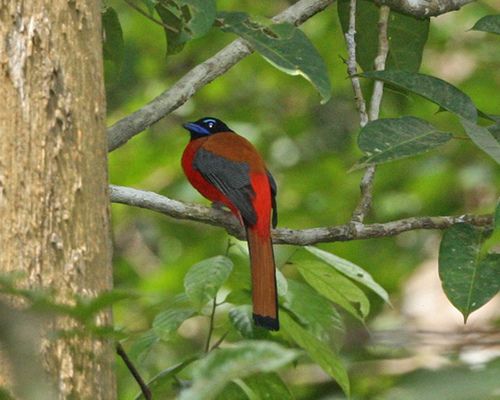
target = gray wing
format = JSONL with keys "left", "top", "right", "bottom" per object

{"left": 193, "top": 148, "right": 257, "bottom": 225}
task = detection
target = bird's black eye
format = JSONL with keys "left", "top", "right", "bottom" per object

{"left": 207, "top": 121, "right": 215, "bottom": 128}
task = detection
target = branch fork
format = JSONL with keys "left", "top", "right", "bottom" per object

{"left": 107, "top": 0, "right": 491, "bottom": 247}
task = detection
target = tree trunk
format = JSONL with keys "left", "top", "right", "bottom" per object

{"left": 0, "top": 0, "right": 115, "bottom": 399}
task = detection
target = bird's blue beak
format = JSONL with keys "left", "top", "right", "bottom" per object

{"left": 182, "top": 122, "right": 209, "bottom": 135}
{"left": 182, "top": 122, "right": 196, "bottom": 130}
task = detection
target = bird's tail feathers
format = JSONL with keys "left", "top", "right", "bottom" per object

{"left": 246, "top": 226, "right": 279, "bottom": 331}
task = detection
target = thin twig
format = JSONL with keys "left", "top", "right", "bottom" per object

{"left": 107, "top": 0, "right": 335, "bottom": 151}
{"left": 123, "top": 0, "right": 178, "bottom": 33}
{"left": 210, "top": 331, "right": 230, "bottom": 352}
{"left": 204, "top": 296, "right": 217, "bottom": 353}
{"left": 344, "top": 0, "right": 369, "bottom": 127}
{"left": 109, "top": 185, "right": 494, "bottom": 246}
{"left": 351, "top": 5, "right": 391, "bottom": 224}
{"left": 116, "top": 342, "right": 152, "bottom": 400}
{"left": 344, "top": 0, "right": 370, "bottom": 223}
{"left": 350, "top": 165, "right": 376, "bottom": 223}
{"left": 368, "top": 5, "right": 390, "bottom": 121}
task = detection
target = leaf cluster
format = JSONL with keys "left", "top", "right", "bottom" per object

{"left": 122, "top": 246, "right": 392, "bottom": 398}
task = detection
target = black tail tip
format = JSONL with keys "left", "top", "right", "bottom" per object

{"left": 253, "top": 314, "right": 280, "bottom": 331}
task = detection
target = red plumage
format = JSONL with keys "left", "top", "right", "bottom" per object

{"left": 182, "top": 118, "right": 279, "bottom": 330}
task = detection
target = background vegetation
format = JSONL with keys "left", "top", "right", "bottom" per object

{"left": 106, "top": 1, "right": 500, "bottom": 399}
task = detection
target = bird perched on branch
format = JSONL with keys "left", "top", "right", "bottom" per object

{"left": 182, "top": 117, "right": 279, "bottom": 330}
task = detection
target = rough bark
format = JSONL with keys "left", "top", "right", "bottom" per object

{"left": 0, "top": 0, "right": 115, "bottom": 399}
{"left": 373, "top": 0, "right": 474, "bottom": 18}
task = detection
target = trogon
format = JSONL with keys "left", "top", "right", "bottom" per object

{"left": 182, "top": 117, "right": 279, "bottom": 330}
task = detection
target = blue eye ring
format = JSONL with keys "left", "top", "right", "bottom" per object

{"left": 203, "top": 118, "right": 217, "bottom": 128}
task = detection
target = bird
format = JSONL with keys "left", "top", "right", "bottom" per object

{"left": 181, "top": 117, "right": 279, "bottom": 330}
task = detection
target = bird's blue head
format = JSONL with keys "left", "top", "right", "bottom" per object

{"left": 182, "top": 117, "right": 232, "bottom": 139}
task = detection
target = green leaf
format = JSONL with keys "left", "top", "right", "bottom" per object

{"left": 276, "top": 268, "right": 288, "bottom": 297}
{"left": 281, "top": 312, "right": 350, "bottom": 397}
{"left": 184, "top": 256, "right": 233, "bottom": 309}
{"left": 152, "top": 308, "right": 196, "bottom": 340}
{"left": 179, "top": 341, "right": 300, "bottom": 400}
{"left": 140, "top": 0, "right": 157, "bottom": 15}
{"left": 102, "top": 7, "right": 124, "bottom": 64}
{"left": 352, "top": 116, "right": 453, "bottom": 169}
{"left": 360, "top": 70, "right": 478, "bottom": 121}
{"left": 217, "top": 12, "right": 331, "bottom": 103}
{"left": 338, "top": 0, "right": 429, "bottom": 72}
{"left": 296, "top": 259, "right": 370, "bottom": 321}
{"left": 229, "top": 306, "right": 272, "bottom": 340}
{"left": 218, "top": 382, "right": 248, "bottom": 400}
{"left": 102, "top": 7, "right": 124, "bottom": 84}
{"left": 489, "top": 123, "right": 500, "bottom": 142}
{"left": 460, "top": 118, "right": 500, "bottom": 164}
{"left": 439, "top": 223, "right": 500, "bottom": 322}
{"left": 225, "top": 257, "right": 251, "bottom": 292}
{"left": 156, "top": 0, "right": 217, "bottom": 55}
{"left": 283, "top": 279, "right": 345, "bottom": 348}
{"left": 471, "top": 15, "right": 500, "bottom": 35}
{"left": 387, "top": 12, "right": 429, "bottom": 72}
{"left": 337, "top": 0, "right": 378, "bottom": 72}
{"left": 169, "top": 292, "right": 193, "bottom": 307}
{"left": 243, "top": 373, "right": 294, "bottom": 400}
{"left": 306, "top": 246, "right": 390, "bottom": 305}
{"left": 225, "top": 289, "right": 252, "bottom": 305}
{"left": 383, "top": 359, "right": 500, "bottom": 400}
{"left": 127, "top": 330, "right": 159, "bottom": 363}
{"left": 229, "top": 306, "right": 254, "bottom": 339}
{"left": 478, "top": 110, "right": 499, "bottom": 122}
{"left": 136, "top": 357, "right": 198, "bottom": 400}
{"left": 220, "top": 377, "right": 290, "bottom": 400}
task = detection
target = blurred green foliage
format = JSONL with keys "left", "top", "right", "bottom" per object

{"left": 104, "top": 0, "right": 500, "bottom": 398}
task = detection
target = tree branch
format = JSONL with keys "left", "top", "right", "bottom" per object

{"left": 345, "top": 0, "right": 371, "bottom": 225}
{"left": 109, "top": 185, "right": 493, "bottom": 246}
{"left": 344, "top": 0, "right": 369, "bottom": 128}
{"left": 348, "top": 5, "right": 390, "bottom": 224}
{"left": 368, "top": 5, "right": 390, "bottom": 122}
{"left": 204, "top": 296, "right": 217, "bottom": 353}
{"left": 110, "top": 185, "right": 243, "bottom": 235}
{"left": 373, "top": 0, "right": 474, "bottom": 18}
{"left": 350, "top": 165, "right": 376, "bottom": 223}
{"left": 351, "top": 6, "right": 390, "bottom": 223}
{"left": 116, "top": 342, "right": 152, "bottom": 400}
{"left": 107, "top": 0, "right": 334, "bottom": 152}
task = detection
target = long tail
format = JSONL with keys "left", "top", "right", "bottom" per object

{"left": 245, "top": 226, "right": 279, "bottom": 330}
